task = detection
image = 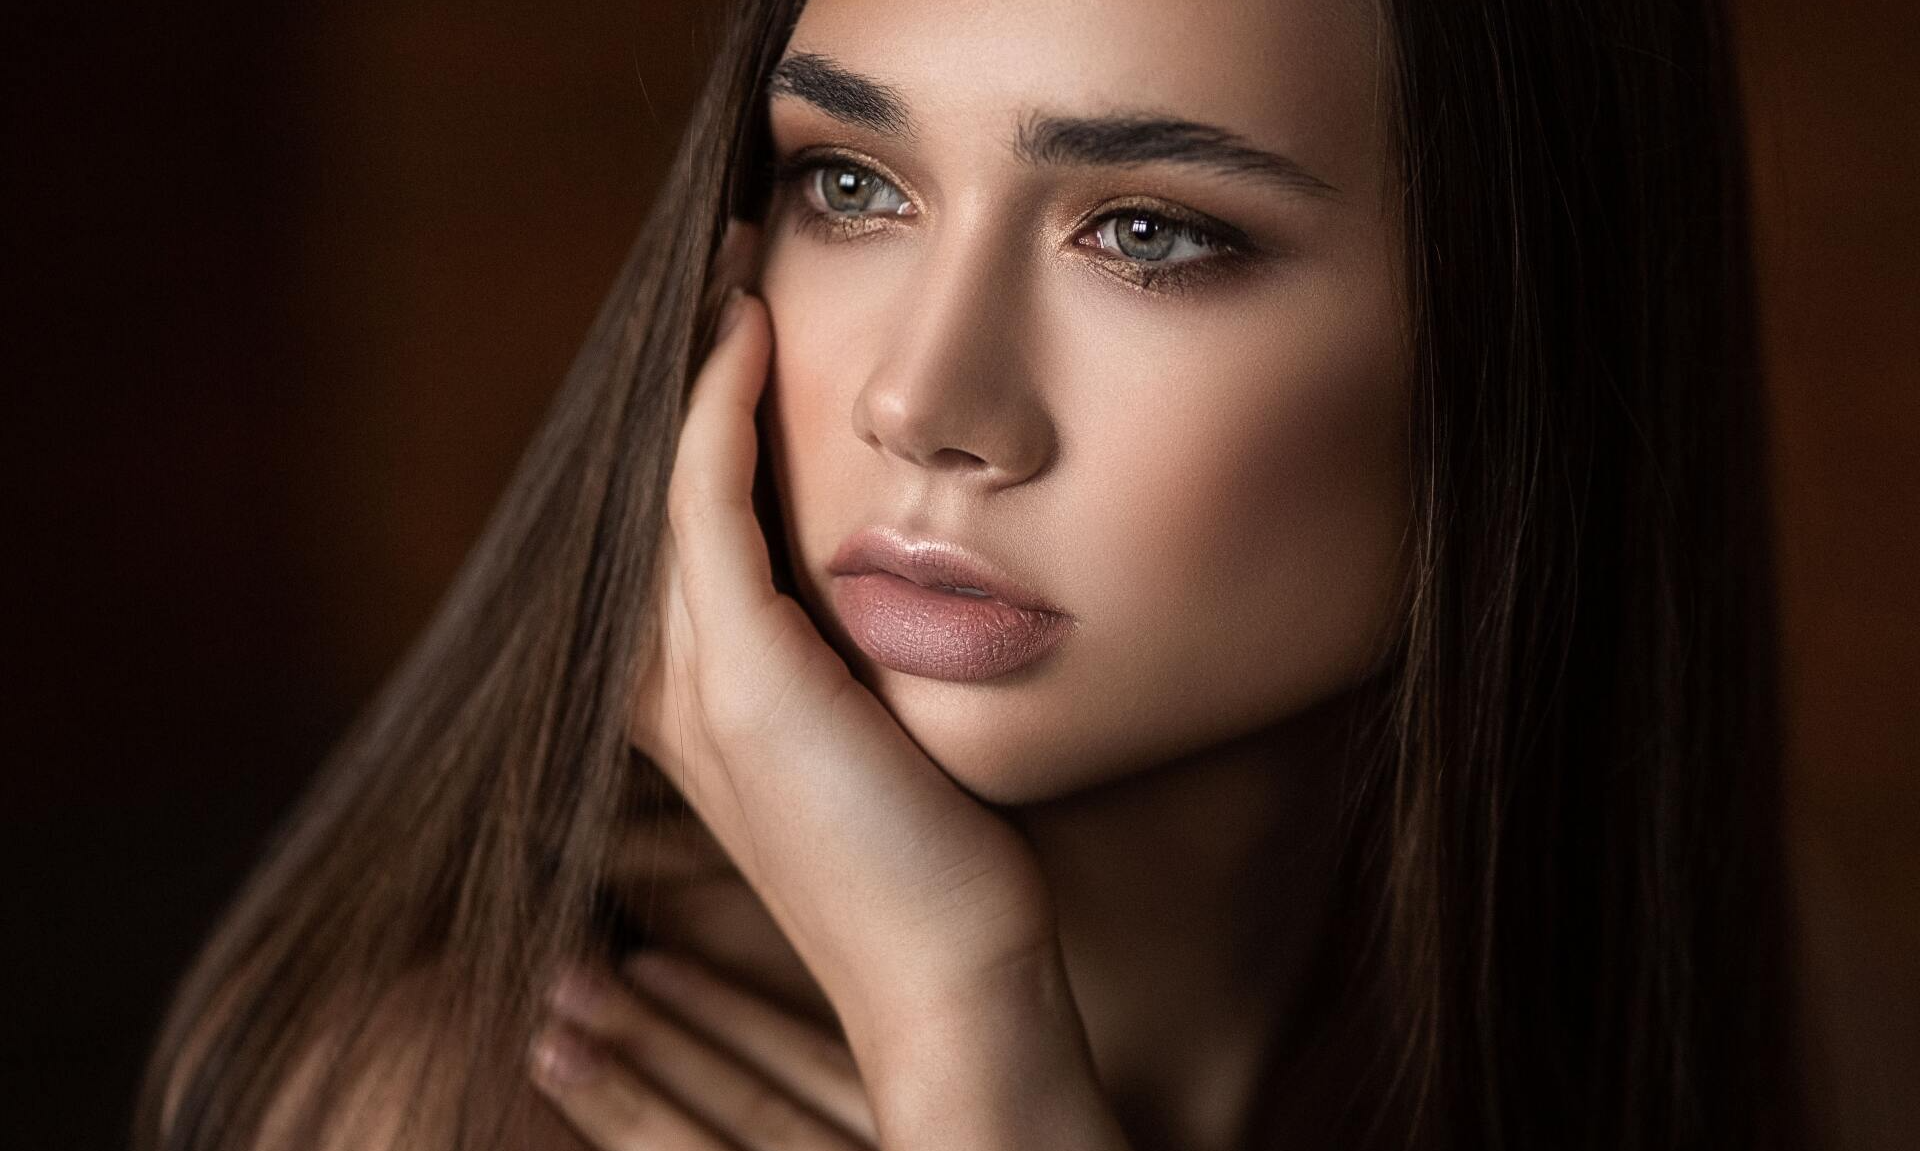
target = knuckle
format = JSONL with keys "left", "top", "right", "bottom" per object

{"left": 700, "top": 671, "right": 795, "bottom": 750}
{"left": 696, "top": 658, "right": 784, "bottom": 745}
{"left": 665, "top": 466, "right": 720, "bottom": 523}
{"left": 665, "top": 482, "right": 705, "bottom": 534}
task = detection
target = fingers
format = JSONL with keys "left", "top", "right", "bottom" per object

{"left": 528, "top": 1022, "right": 734, "bottom": 1151}
{"left": 709, "top": 218, "right": 763, "bottom": 304}
{"left": 630, "top": 525, "right": 708, "bottom": 769}
{"left": 667, "top": 286, "right": 780, "bottom": 626}
{"left": 663, "top": 277, "right": 855, "bottom": 759}
{"left": 530, "top": 957, "right": 875, "bottom": 1151}
{"left": 623, "top": 951, "right": 877, "bottom": 1146}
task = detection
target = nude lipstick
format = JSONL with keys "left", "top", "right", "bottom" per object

{"left": 827, "top": 528, "right": 1073, "bottom": 682}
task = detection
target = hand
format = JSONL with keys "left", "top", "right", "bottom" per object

{"left": 528, "top": 950, "right": 877, "bottom": 1150}
{"left": 629, "top": 222, "right": 1060, "bottom": 1038}
{"left": 625, "top": 223, "right": 1133, "bottom": 1149}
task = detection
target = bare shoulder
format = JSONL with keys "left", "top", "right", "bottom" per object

{"left": 170, "top": 967, "right": 592, "bottom": 1151}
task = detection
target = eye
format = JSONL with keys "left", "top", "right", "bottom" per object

{"left": 795, "top": 159, "right": 917, "bottom": 219}
{"left": 1084, "top": 210, "right": 1227, "bottom": 265}
{"left": 815, "top": 165, "right": 907, "bottom": 216}
{"left": 1072, "top": 205, "right": 1254, "bottom": 294}
{"left": 771, "top": 151, "right": 1257, "bottom": 294}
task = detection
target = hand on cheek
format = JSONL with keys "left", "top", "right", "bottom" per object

{"left": 623, "top": 222, "right": 1131, "bottom": 1148}
{"left": 630, "top": 221, "right": 1051, "bottom": 1016}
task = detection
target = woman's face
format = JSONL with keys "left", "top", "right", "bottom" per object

{"left": 757, "top": 0, "right": 1409, "bottom": 805}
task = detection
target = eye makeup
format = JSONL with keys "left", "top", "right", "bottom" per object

{"left": 766, "top": 145, "right": 1268, "bottom": 297}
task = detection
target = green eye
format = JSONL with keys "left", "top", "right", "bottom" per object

{"left": 808, "top": 162, "right": 912, "bottom": 217}
{"left": 771, "top": 149, "right": 1254, "bottom": 296}
{"left": 1092, "top": 211, "right": 1220, "bottom": 264}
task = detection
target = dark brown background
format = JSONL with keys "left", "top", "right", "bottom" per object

{"left": 6, "top": 2, "right": 1914, "bottom": 1148}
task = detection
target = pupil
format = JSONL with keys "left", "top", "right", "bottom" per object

{"left": 826, "top": 167, "right": 870, "bottom": 212}
{"left": 1118, "top": 214, "right": 1174, "bottom": 260}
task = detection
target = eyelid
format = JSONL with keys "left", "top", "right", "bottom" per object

{"left": 771, "top": 146, "right": 919, "bottom": 211}
{"left": 773, "top": 146, "right": 1246, "bottom": 247}
{"left": 1080, "top": 198, "right": 1252, "bottom": 257}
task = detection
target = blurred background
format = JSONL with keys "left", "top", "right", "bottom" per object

{"left": 5, "top": 1, "right": 1914, "bottom": 1147}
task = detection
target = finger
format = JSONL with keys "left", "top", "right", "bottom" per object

{"left": 694, "top": 218, "right": 764, "bottom": 356}
{"left": 631, "top": 526, "right": 695, "bottom": 759}
{"left": 625, "top": 949, "right": 879, "bottom": 1147}
{"left": 711, "top": 218, "right": 763, "bottom": 298}
{"left": 666, "top": 287, "right": 784, "bottom": 631}
{"left": 548, "top": 964, "right": 871, "bottom": 1150}
{"left": 529, "top": 1020, "right": 734, "bottom": 1151}
{"left": 626, "top": 881, "right": 833, "bottom": 1022}
{"left": 665, "top": 285, "right": 853, "bottom": 760}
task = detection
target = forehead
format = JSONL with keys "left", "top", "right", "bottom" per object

{"left": 784, "top": 0, "right": 1389, "bottom": 196}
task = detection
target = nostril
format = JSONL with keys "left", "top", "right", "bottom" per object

{"left": 928, "top": 446, "right": 989, "bottom": 469}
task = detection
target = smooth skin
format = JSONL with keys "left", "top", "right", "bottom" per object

{"left": 531, "top": 947, "right": 878, "bottom": 1149}
{"left": 538, "top": 279, "right": 1131, "bottom": 1151}
{"left": 529, "top": 0, "right": 1409, "bottom": 1147}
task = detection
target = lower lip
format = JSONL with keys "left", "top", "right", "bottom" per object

{"left": 830, "top": 572, "right": 1072, "bottom": 682}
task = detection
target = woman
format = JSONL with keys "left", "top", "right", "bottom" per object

{"left": 135, "top": 0, "right": 1810, "bottom": 1148}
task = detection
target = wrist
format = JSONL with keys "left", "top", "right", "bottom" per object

{"left": 849, "top": 942, "right": 1132, "bottom": 1151}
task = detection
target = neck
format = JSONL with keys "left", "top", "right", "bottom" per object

{"left": 613, "top": 693, "right": 1361, "bottom": 1151}
{"left": 1004, "top": 695, "right": 1354, "bottom": 1151}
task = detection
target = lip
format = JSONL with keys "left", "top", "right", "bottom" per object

{"left": 828, "top": 528, "right": 1062, "bottom": 611}
{"left": 826, "top": 527, "right": 1073, "bottom": 682}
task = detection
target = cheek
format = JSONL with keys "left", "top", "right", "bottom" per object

{"left": 751, "top": 226, "right": 1409, "bottom": 803}
{"left": 1059, "top": 284, "right": 1410, "bottom": 730}
{"left": 756, "top": 248, "right": 877, "bottom": 555}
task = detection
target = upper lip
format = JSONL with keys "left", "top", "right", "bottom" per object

{"left": 827, "top": 527, "right": 1065, "bottom": 614}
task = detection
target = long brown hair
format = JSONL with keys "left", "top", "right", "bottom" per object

{"left": 135, "top": 1, "right": 1810, "bottom": 1148}
{"left": 1355, "top": 0, "right": 1809, "bottom": 1147}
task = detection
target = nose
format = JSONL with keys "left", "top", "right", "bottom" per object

{"left": 850, "top": 241, "right": 1056, "bottom": 491}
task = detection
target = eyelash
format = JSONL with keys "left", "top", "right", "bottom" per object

{"left": 768, "top": 151, "right": 1255, "bottom": 296}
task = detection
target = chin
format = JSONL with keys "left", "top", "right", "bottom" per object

{"left": 853, "top": 646, "right": 1385, "bottom": 809}
{"left": 850, "top": 662, "right": 1189, "bottom": 807}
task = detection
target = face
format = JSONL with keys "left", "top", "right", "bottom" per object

{"left": 755, "top": 0, "right": 1410, "bottom": 805}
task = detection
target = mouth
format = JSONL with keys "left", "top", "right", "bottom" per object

{"left": 826, "top": 527, "right": 1063, "bottom": 612}
{"left": 825, "top": 527, "right": 1073, "bottom": 682}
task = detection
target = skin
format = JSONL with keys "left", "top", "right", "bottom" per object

{"left": 527, "top": 0, "right": 1410, "bottom": 1148}
{"left": 762, "top": 0, "right": 1409, "bottom": 803}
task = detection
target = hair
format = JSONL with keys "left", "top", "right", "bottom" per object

{"left": 134, "top": 0, "right": 1810, "bottom": 1149}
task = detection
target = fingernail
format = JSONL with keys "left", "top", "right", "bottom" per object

{"left": 715, "top": 287, "right": 747, "bottom": 339}
{"left": 530, "top": 1025, "right": 605, "bottom": 1088}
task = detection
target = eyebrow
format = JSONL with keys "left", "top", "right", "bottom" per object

{"left": 767, "top": 51, "right": 1341, "bottom": 199}
{"left": 768, "top": 52, "right": 913, "bottom": 135}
